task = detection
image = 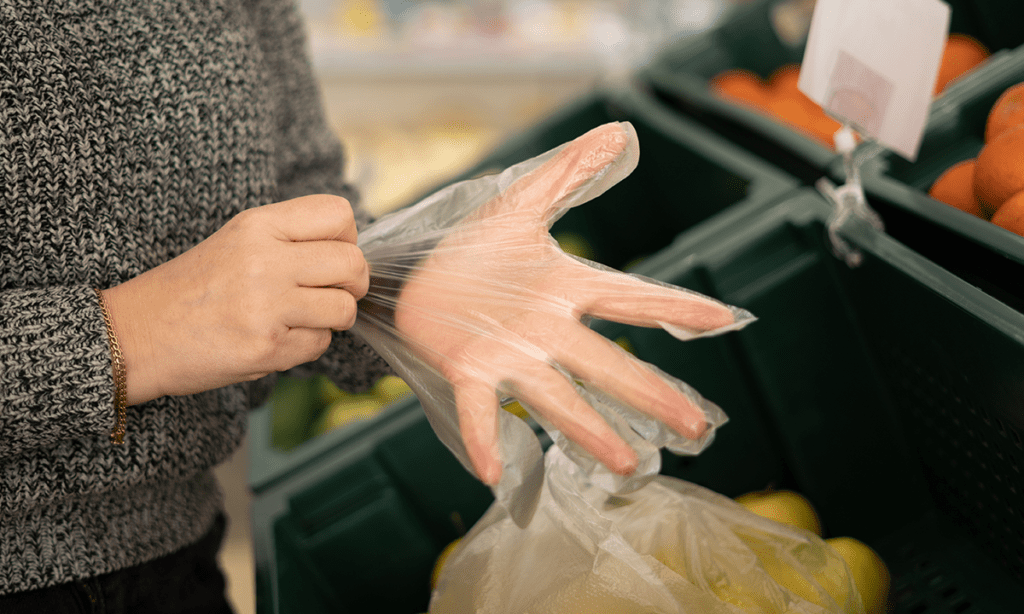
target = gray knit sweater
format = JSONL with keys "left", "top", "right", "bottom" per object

{"left": 0, "top": 0, "right": 391, "bottom": 594}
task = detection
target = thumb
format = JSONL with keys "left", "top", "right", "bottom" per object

{"left": 495, "top": 122, "right": 639, "bottom": 223}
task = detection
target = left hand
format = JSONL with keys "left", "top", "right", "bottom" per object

{"left": 390, "top": 123, "right": 742, "bottom": 484}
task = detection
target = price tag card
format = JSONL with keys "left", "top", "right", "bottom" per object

{"left": 798, "top": 0, "right": 951, "bottom": 160}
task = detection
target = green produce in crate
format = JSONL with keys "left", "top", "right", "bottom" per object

{"left": 312, "top": 373, "right": 347, "bottom": 406}
{"left": 552, "top": 231, "right": 594, "bottom": 260}
{"left": 270, "top": 375, "right": 318, "bottom": 452}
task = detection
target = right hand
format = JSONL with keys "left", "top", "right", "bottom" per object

{"left": 102, "top": 195, "right": 368, "bottom": 405}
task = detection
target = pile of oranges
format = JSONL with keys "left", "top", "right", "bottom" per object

{"left": 708, "top": 34, "right": 990, "bottom": 150}
{"left": 709, "top": 63, "right": 841, "bottom": 148}
{"left": 928, "top": 82, "right": 1024, "bottom": 236}
{"left": 934, "top": 34, "right": 991, "bottom": 95}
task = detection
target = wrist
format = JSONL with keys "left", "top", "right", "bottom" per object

{"left": 100, "top": 282, "right": 163, "bottom": 407}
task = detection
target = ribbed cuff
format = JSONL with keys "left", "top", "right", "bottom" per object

{"left": 0, "top": 284, "right": 117, "bottom": 457}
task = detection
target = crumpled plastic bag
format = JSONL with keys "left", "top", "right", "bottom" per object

{"left": 429, "top": 446, "right": 865, "bottom": 614}
{"left": 352, "top": 122, "right": 754, "bottom": 524}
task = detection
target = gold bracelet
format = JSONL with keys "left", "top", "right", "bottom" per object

{"left": 94, "top": 288, "right": 128, "bottom": 445}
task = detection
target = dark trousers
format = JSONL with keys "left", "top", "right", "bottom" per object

{"left": 0, "top": 514, "right": 235, "bottom": 614}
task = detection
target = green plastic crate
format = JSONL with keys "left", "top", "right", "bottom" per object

{"left": 643, "top": 0, "right": 1024, "bottom": 186}
{"left": 400, "top": 82, "right": 799, "bottom": 272}
{"left": 251, "top": 188, "right": 1024, "bottom": 613}
{"left": 843, "top": 43, "right": 1024, "bottom": 314}
{"left": 600, "top": 189, "right": 1024, "bottom": 614}
{"left": 250, "top": 396, "right": 495, "bottom": 614}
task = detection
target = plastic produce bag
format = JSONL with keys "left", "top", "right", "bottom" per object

{"left": 430, "top": 446, "right": 865, "bottom": 614}
{"left": 352, "top": 122, "right": 753, "bottom": 523}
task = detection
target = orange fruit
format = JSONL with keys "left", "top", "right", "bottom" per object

{"left": 768, "top": 95, "right": 841, "bottom": 147}
{"left": 712, "top": 63, "right": 842, "bottom": 148}
{"left": 710, "top": 69, "right": 771, "bottom": 111}
{"left": 991, "top": 190, "right": 1024, "bottom": 236}
{"left": 928, "top": 159, "right": 988, "bottom": 218}
{"left": 985, "top": 82, "right": 1024, "bottom": 143}
{"left": 766, "top": 64, "right": 841, "bottom": 147}
{"left": 767, "top": 96, "right": 824, "bottom": 143}
{"left": 974, "top": 125, "right": 1024, "bottom": 214}
{"left": 805, "top": 108, "right": 843, "bottom": 146}
{"left": 934, "top": 34, "right": 990, "bottom": 94}
{"left": 768, "top": 64, "right": 802, "bottom": 98}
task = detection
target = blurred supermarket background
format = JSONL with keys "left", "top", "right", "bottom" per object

{"left": 299, "top": 0, "right": 739, "bottom": 216}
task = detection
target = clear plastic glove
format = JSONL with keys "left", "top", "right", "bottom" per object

{"left": 353, "top": 123, "right": 754, "bottom": 522}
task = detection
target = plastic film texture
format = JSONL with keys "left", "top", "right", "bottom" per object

{"left": 430, "top": 447, "right": 865, "bottom": 614}
{"left": 352, "top": 122, "right": 755, "bottom": 523}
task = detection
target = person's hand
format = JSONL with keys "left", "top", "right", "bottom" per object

{"left": 389, "top": 123, "right": 742, "bottom": 485}
{"left": 103, "top": 195, "right": 367, "bottom": 405}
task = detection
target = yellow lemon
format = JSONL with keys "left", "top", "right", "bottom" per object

{"left": 371, "top": 375, "right": 413, "bottom": 404}
{"left": 431, "top": 538, "right": 462, "bottom": 589}
{"left": 751, "top": 544, "right": 852, "bottom": 612}
{"left": 711, "top": 581, "right": 783, "bottom": 613}
{"left": 613, "top": 335, "right": 636, "bottom": 355}
{"left": 502, "top": 400, "right": 531, "bottom": 420}
{"left": 735, "top": 490, "right": 823, "bottom": 537}
{"left": 553, "top": 231, "right": 595, "bottom": 260}
{"left": 826, "top": 537, "right": 890, "bottom": 614}
{"left": 310, "top": 394, "right": 384, "bottom": 437}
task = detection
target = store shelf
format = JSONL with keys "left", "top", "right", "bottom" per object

{"left": 308, "top": 34, "right": 607, "bottom": 79}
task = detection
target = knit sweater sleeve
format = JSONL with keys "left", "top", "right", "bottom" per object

{"left": 248, "top": 0, "right": 394, "bottom": 397}
{"left": 0, "top": 285, "right": 118, "bottom": 458}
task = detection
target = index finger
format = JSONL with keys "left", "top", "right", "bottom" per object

{"left": 557, "top": 258, "right": 743, "bottom": 336}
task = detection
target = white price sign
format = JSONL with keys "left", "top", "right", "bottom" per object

{"left": 798, "top": 0, "right": 951, "bottom": 160}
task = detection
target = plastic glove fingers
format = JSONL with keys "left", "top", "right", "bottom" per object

{"left": 514, "top": 366, "right": 639, "bottom": 476}
{"left": 548, "top": 323, "right": 708, "bottom": 440}
{"left": 283, "top": 286, "right": 359, "bottom": 331}
{"left": 453, "top": 380, "right": 504, "bottom": 485}
{"left": 561, "top": 260, "right": 737, "bottom": 334}
{"left": 291, "top": 241, "right": 370, "bottom": 299}
{"left": 261, "top": 194, "right": 359, "bottom": 243}
{"left": 491, "top": 123, "right": 632, "bottom": 221}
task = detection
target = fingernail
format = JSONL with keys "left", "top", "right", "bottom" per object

{"left": 614, "top": 448, "right": 639, "bottom": 475}
{"left": 480, "top": 462, "right": 502, "bottom": 486}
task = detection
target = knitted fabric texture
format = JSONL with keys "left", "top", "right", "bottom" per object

{"left": 0, "top": 0, "right": 391, "bottom": 594}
